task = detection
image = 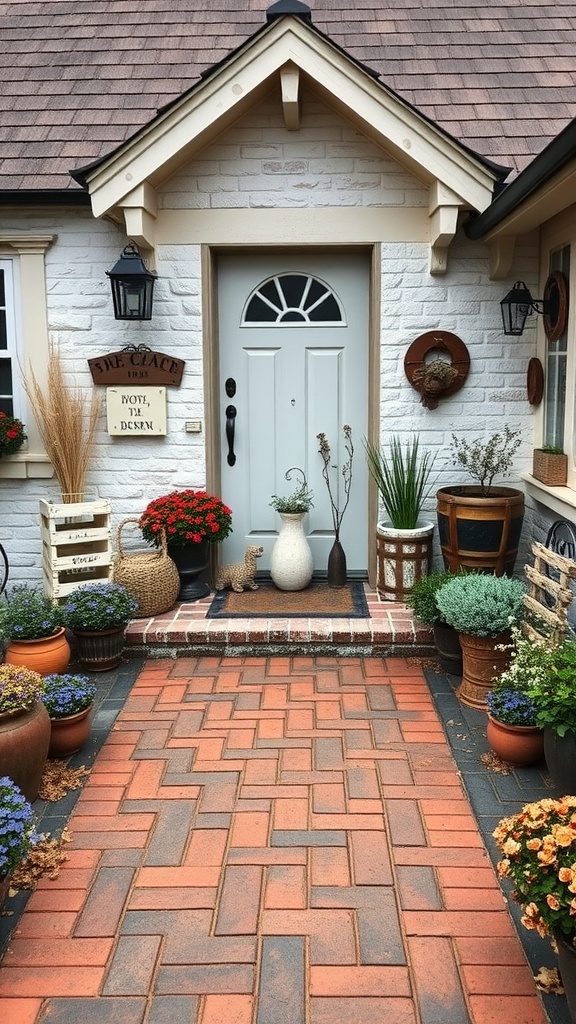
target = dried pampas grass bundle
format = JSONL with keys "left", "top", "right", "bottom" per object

{"left": 24, "top": 343, "right": 101, "bottom": 503}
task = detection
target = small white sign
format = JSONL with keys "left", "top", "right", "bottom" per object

{"left": 106, "top": 386, "right": 167, "bottom": 436}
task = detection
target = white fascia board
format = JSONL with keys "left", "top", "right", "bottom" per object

{"left": 86, "top": 17, "right": 496, "bottom": 219}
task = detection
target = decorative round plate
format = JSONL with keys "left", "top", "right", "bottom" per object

{"left": 527, "top": 357, "right": 544, "bottom": 406}
{"left": 543, "top": 270, "right": 569, "bottom": 342}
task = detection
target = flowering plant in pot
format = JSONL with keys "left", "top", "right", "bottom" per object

{"left": 0, "top": 585, "right": 70, "bottom": 676}
{"left": 363, "top": 434, "right": 436, "bottom": 601}
{"left": 0, "top": 776, "right": 37, "bottom": 882}
{"left": 62, "top": 582, "right": 139, "bottom": 672}
{"left": 0, "top": 664, "right": 50, "bottom": 802}
{"left": 40, "top": 673, "right": 97, "bottom": 758}
{"left": 493, "top": 796, "right": 576, "bottom": 1018}
{"left": 525, "top": 638, "right": 576, "bottom": 793}
{"left": 485, "top": 683, "right": 543, "bottom": 766}
{"left": 0, "top": 412, "right": 26, "bottom": 458}
{"left": 435, "top": 574, "right": 525, "bottom": 708}
{"left": 139, "top": 489, "right": 233, "bottom": 548}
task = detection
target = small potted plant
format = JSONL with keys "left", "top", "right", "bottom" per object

{"left": 269, "top": 468, "right": 314, "bottom": 591}
{"left": 0, "top": 777, "right": 37, "bottom": 905}
{"left": 0, "top": 412, "right": 27, "bottom": 459}
{"left": 485, "top": 684, "right": 543, "bottom": 766}
{"left": 493, "top": 796, "right": 576, "bottom": 1021}
{"left": 139, "top": 489, "right": 233, "bottom": 600}
{"left": 435, "top": 574, "right": 525, "bottom": 708}
{"left": 40, "top": 673, "right": 97, "bottom": 758}
{"left": 62, "top": 582, "right": 139, "bottom": 672}
{"left": 532, "top": 444, "right": 568, "bottom": 486}
{"left": 0, "top": 584, "right": 70, "bottom": 675}
{"left": 363, "top": 434, "right": 436, "bottom": 601}
{"left": 0, "top": 664, "right": 49, "bottom": 801}
{"left": 525, "top": 637, "right": 576, "bottom": 793}
{"left": 436, "top": 425, "right": 524, "bottom": 575}
{"left": 406, "top": 570, "right": 462, "bottom": 674}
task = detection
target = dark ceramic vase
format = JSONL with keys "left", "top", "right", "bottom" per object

{"left": 167, "top": 541, "right": 210, "bottom": 601}
{"left": 327, "top": 538, "right": 347, "bottom": 589}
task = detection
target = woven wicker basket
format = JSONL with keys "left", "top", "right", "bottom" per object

{"left": 532, "top": 449, "right": 568, "bottom": 487}
{"left": 112, "top": 518, "right": 180, "bottom": 617}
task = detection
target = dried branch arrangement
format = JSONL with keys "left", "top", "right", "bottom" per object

{"left": 23, "top": 343, "right": 101, "bottom": 502}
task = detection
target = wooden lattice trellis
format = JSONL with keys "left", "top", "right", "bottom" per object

{"left": 523, "top": 541, "right": 576, "bottom": 645}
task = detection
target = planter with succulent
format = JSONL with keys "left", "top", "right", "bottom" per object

{"left": 317, "top": 426, "right": 354, "bottom": 588}
{"left": 41, "top": 673, "right": 97, "bottom": 758}
{"left": 364, "top": 434, "right": 436, "bottom": 601}
{"left": 524, "top": 637, "right": 576, "bottom": 793}
{"left": 269, "top": 468, "right": 314, "bottom": 591}
{"left": 406, "top": 570, "right": 463, "bottom": 674}
{"left": 0, "top": 776, "right": 38, "bottom": 907}
{"left": 435, "top": 573, "right": 525, "bottom": 708}
{"left": 0, "top": 584, "right": 70, "bottom": 675}
{"left": 493, "top": 797, "right": 576, "bottom": 1022}
{"left": 140, "top": 489, "right": 233, "bottom": 600}
{"left": 532, "top": 444, "right": 568, "bottom": 486}
{"left": 436, "top": 426, "right": 525, "bottom": 575}
{"left": 62, "top": 582, "right": 139, "bottom": 671}
{"left": 0, "top": 664, "right": 50, "bottom": 801}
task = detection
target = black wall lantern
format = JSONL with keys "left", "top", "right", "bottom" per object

{"left": 106, "top": 242, "right": 157, "bottom": 321}
{"left": 500, "top": 281, "right": 548, "bottom": 336}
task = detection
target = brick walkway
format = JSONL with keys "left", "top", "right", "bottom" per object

{"left": 0, "top": 656, "right": 547, "bottom": 1024}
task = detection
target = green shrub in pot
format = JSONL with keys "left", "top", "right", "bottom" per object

{"left": 435, "top": 574, "right": 525, "bottom": 637}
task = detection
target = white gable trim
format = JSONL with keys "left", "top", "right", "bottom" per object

{"left": 82, "top": 16, "right": 498, "bottom": 272}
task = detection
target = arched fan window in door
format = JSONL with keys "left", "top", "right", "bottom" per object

{"left": 242, "top": 273, "right": 345, "bottom": 326}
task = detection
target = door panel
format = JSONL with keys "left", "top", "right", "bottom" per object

{"left": 217, "top": 253, "right": 369, "bottom": 573}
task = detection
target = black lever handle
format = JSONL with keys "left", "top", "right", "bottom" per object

{"left": 226, "top": 404, "right": 237, "bottom": 466}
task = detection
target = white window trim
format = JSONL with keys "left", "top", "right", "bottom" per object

{"left": 0, "top": 235, "right": 56, "bottom": 479}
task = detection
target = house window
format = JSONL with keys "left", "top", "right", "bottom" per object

{"left": 242, "top": 273, "right": 345, "bottom": 326}
{"left": 0, "top": 259, "right": 21, "bottom": 417}
{"left": 544, "top": 245, "right": 569, "bottom": 450}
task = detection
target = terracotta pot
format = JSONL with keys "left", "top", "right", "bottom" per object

{"left": 0, "top": 702, "right": 50, "bottom": 801}
{"left": 48, "top": 705, "right": 92, "bottom": 758}
{"left": 457, "top": 630, "right": 512, "bottom": 710}
{"left": 486, "top": 716, "right": 544, "bottom": 766}
{"left": 73, "top": 625, "right": 125, "bottom": 672}
{"left": 556, "top": 931, "right": 576, "bottom": 1024}
{"left": 4, "top": 627, "right": 71, "bottom": 676}
{"left": 0, "top": 873, "right": 10, "bottom": 909}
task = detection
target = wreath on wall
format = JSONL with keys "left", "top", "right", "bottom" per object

{"left": 404, "top": 331, "right": 470, "bottom": 409}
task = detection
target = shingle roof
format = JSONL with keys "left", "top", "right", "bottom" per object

{"left": 1, "top": 0, "right": 576, "bottom": 192}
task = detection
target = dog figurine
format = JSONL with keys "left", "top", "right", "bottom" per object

{"left": 215, "top": 545, "right": 263, "bottom": 593}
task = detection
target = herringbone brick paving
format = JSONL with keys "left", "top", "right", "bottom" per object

{"left": 0, "top": 656, "right": 547, "bottom": 1024}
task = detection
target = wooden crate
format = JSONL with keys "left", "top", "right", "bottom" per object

{"left": 40, "top": 498, "right": 113, "bottom": 598}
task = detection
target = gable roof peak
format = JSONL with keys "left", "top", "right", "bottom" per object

{"left": 266, "top": 0, "right": 312, "bottom": 24}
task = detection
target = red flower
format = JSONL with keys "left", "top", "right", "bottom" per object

{"left": 139, "top": 489, "right": 233, "bottom": 550}
{"left": 0, "top": 415, "right": 26, "bottom": 458}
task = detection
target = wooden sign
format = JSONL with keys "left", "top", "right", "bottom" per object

{"left": 106, "top": 387, "right": 167, "bottom": 436}
{"left": 88, "top": 348, "right": 184, "bottom": 386}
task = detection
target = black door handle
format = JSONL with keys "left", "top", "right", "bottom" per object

{"left": 226, "top": 405, "right": 237, "bottom": 466}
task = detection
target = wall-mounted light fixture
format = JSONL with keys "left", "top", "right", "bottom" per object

{"left": 500, "top": 281, "right": 548, "bottom": 336}
{"left": 106, "top": 242, "right": 157, "bottom": 321}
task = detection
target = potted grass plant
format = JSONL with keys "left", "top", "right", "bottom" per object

{"left": 436, "top": 426, "right": 525, "bottom": 575}
{"left": 364, "top": 434, "right": 436, "bottom": 601}
{"left": 435, "top": 573, "right": 525, "bottom": 708}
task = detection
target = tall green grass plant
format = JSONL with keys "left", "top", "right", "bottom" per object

{"left": 364, "top": 435, "right": 435, "bottom": 530}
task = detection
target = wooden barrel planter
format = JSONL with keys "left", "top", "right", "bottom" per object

{"left": 376, "top": 522, "right": 434, "bottom": 602}
{"left": 436, "top": 486, "right": 524, "bottom": 576}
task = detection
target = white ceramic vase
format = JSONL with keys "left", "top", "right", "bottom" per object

{"left": 270, "top": 512, "right": 314, "bottom": 591}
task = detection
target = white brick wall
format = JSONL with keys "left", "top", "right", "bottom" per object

{"left": 0, "top": 93, "right": 540, "bottom": 584}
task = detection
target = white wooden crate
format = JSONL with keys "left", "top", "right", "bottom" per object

{"left": 40, "top": 499, "right": 113, "bottom": 598}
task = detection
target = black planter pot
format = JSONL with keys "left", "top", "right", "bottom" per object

{"left": 432, "top": 621, "right": 462, "bottom": 675}
{"left": 327, "top": 539, "right": 347, "bottom": 589}
{"left": 555, "top": 932, "right": 576, "bottom": 1024}
{"left": 543, "top": 729, "right": 576, "bottom": 794}
{"left": 167, "top": 541, "right": 210, "bottom": 601}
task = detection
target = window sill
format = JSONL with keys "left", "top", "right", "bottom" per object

{"left": 0, "top": 454, "right": 54, "bottom": 480}
{"left": 522, "top": 472, "right": 576, "bottom": 519}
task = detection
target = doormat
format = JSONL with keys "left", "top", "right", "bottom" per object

{"left": 206, "top": 580, "right": 369, "bottom": 618}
